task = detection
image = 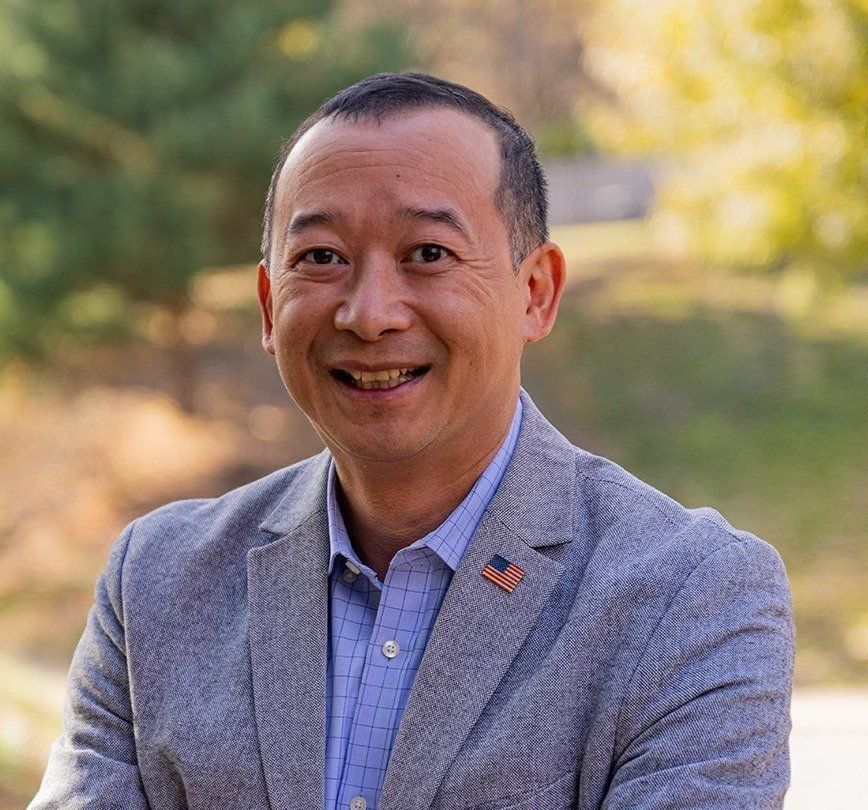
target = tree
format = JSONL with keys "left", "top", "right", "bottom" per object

{"left": 0, "top": 0, "right": 408, "bottom": 407}
{"left": 585, "top": 0, "right": 867, "bottom": 286}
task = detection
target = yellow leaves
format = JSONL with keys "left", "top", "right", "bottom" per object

{"left": 585, "top": 0, "right": 868, "bottom": 280}
{"left": 277, "top": 19, "right": 321, "bottom": 60}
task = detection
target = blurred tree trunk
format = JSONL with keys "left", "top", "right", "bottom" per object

{"left": 164, "top": 300, "right": 197, "bottom": 415}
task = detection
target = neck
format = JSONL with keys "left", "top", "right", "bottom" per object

{"left": 332, "top": 393, "right": 519, "bottom": 580}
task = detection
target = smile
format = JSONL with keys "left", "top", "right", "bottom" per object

{"left": 331, "top": 366, "right": 430, "bottom": 391}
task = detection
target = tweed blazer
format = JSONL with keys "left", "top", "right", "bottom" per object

{"left": 31, "top": 387, "right": 795, "bottom": 809}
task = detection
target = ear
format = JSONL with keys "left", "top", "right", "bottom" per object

{"left": 519, "top": 241, "right": 567, "bottom": 343}
{"left": 257, "top": 262, "right": 276, "bottom": 356}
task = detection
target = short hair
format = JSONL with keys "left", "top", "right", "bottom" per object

{"left": 260, "top": 72, "right": 549, "bottom": 273}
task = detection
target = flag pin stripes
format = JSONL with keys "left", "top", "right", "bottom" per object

{"left": 481, "top": 554, "right": 525, "bottom": 593}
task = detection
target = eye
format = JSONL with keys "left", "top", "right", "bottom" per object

{"left": 407, "top": 244, "right": 452, "bottom": 263}
{"left": 297, "top": 248, "right": 347, "bottom": 266}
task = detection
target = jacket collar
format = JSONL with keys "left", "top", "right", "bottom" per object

{"left": 256, "top": 445, "right": 330, "bottom": 537}
{"left": 485, "top": 386, "right": 577, "bottom": 548}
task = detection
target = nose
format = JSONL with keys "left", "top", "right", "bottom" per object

{"left": 333, "top": 255, "right": 412, "bottom": 341}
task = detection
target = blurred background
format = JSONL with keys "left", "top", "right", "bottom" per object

{"left": 0, "top": 0, "right": 865, "bottom": 806}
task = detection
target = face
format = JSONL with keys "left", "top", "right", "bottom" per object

{"left": 258, "top": 107, "right": 564, "bottom": 467}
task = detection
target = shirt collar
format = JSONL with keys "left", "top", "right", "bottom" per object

{"left": 326, "top": 396, "right": 523, "bottom": 580}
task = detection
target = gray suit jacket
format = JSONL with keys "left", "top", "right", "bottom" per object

{"left": 31, "top": 388, "right": 794, "bottom": 809}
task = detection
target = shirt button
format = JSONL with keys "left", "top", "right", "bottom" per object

{"left": 341, "top": 560, "right": 360, "bottom": 583}
{"left": 382, "top": 639, "right": 400, "bottom": 659}
{"left": 349, "top": 796, "right": 367, "bottom": 810}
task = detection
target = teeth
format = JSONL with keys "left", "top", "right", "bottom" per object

{"left": 351, "top": 368, "right": 414, "bottom": 382}
{"left": 340, "top": 366, "right": 423, "bottom": 390}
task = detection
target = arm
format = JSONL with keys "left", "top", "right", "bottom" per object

{"left": 29, "top": 521, "right": 151, "bottom": 809}
{"left": 603, "top": 537, "right": 795, "bottom": 809}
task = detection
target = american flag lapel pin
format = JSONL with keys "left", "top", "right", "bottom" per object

{"left": 481, "top": 554, "right": 525, "bottom": 593}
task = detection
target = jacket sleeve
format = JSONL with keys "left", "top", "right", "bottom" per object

{"left": 29, "top": 520, "right": 151, "bottom": 809}
{"left": 602, "top": 536, "right": 795, "bottom": 810}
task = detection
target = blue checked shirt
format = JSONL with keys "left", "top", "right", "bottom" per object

{"left": 324, "top": 397, "right": 523, "bottom": 810}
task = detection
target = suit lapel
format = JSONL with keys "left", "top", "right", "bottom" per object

{"left": 380, "top": 388, "right": 577, "bottom": 810}
{"left": 247, "top": 450, "right": 332, "bottom": 810}
{"left": 379, "top": 523, "right": 565, "bottom": 810}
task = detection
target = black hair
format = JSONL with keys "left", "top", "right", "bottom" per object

{"left": 260, "top": 72, "right": 548, "bottom": 273}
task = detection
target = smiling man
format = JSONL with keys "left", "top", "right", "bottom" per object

{"left": 31, "top": 73, "right": 795, "bottom": 810}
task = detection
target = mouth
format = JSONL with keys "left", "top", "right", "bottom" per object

{"left": 330, "top": 365, "right": 431, "bottom": 391}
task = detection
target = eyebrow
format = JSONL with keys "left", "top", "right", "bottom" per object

{"left": 283, "top": 204, "right": 472, "bottom": 243}
{"left": 285, "top": 210, "right": 344, "bottom": 238}
{"left": 398, "top": 205, "right": 471, "bottom": 241}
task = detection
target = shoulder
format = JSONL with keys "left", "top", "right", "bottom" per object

{"left": 109, "top": 452, "right": 327, "bottom": 586}
{"left": 557, "top": 446, "right": 793, "bottom": 708}
{"left": 131, "top": 453, "right": 317, "bottom": 536}
{"left": 568, "top": 445, "right": 789, "bottom": 609}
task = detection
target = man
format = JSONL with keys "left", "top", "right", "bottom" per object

{"left": 31, "top": 73, "right": 795, "bottom": 809}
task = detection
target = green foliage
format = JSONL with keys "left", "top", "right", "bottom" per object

{"left": 587, "top": 0, "right": 868, "bottom": 284}
{"left": 0, "top": 0, "right": 409, "bottom": 361}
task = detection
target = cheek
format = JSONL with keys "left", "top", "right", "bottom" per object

{"left": 270, "top": 285, "right": 333, "bottom": 373}
{"left": 426, "top": 282, "right": 524, "bottom": 372}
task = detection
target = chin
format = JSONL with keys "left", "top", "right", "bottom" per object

{"left": 332, "top": 428, "right": 437, "bottom": 464}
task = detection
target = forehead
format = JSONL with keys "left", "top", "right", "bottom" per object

{"left": 271, "top": 107, "right": 503, "bottom": 238}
